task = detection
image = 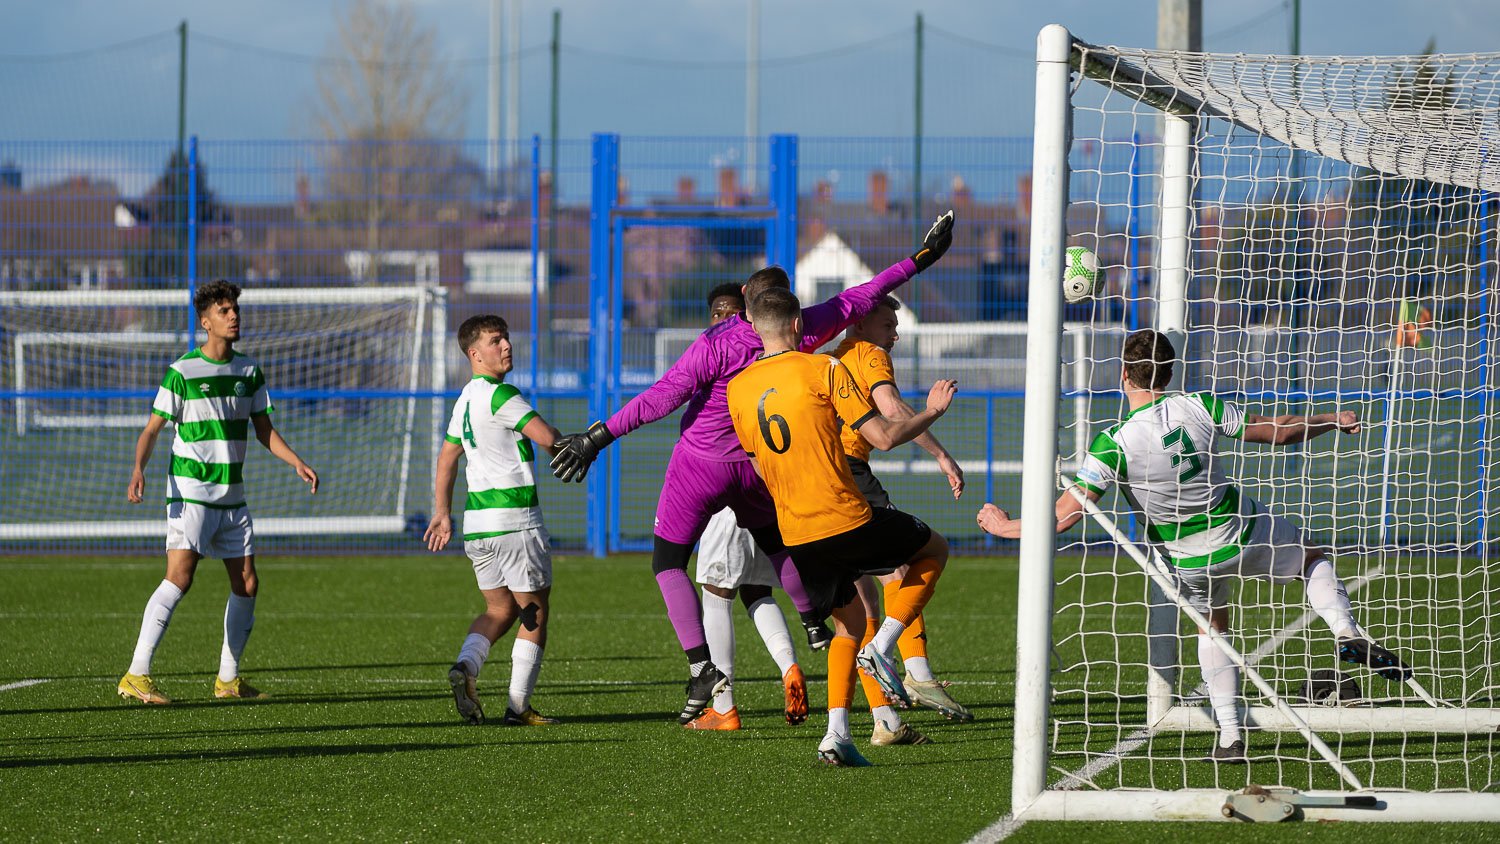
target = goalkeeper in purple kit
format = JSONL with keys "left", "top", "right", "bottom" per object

{"left": 551, "top": 211, "right": 955, "bottom": 724}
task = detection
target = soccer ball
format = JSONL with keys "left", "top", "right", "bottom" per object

{"left": 1062, "top": 246, "right": 1100, "bottom": 304}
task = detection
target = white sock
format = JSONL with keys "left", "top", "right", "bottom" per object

{"left": 871, "top": 704, "right": 901, "bottom": 731}
{"left": 1304, "top": 556, "right": 1360, "bottom": 640}
{"left": 701, "top": 589, "right": 736, "bottom": 713}
{"left": 129, "top": 580, "right": 184, "bottom": 676}
{"left": 508, "top": 638, "right": 543, "bottom": 714}
{"left": 826, "top": 707, "right": 850, "bottom": 741}
{"left": 217, "top": 593, "right": 256, "bottom": 683}
{"left": 456, "top": 632, "right": 491, "bottom": 677}
{"left": 746, "top": 597, "right": 796, "bottom": 676}
{"left": 904, "top": 655, "right": 935, "bottom": 683}
{"left": 1199, "top": 633, "right": 1242, "bottom": 747}
{"left": 870, "top": 616, "right": 907, "bottom": 656}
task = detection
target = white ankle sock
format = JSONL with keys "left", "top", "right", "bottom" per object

{"left": 701, "top": 589, "right": 736, "bottom": 713}
{"left": 745, "top": 597, "right": 796, "bottom": 676}
{"left": 826, "top": 707, "right": 850, "bottom": 741}
{"left": 1304, "top": 556, "right": 1359, "bottom": 640}
{"left": 904, "top": 655, "right": 934, "bottom": 683}
{"left": 217, "top": 593, "right": 256, "bottom": 683}
{"left": 1199, "top": 633, "right": 1242, "bottom": 746}
{"left": 456, "top": 632, "right": 491, "bottom": 677}
{"left": 870, "top": 617, "right": 907, "bottom": 656}
{"left": 508, "top": 638, "right": 543, "bottom": 714}
{"left": 871, "top": 705, "right": 901, "bottom": 731}
{"left": 129, "top": 580, "right": 184, "bottom": 676}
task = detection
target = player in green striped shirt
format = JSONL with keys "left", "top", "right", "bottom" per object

{"left": 425, "top": 314, "right": 565, "bottom": 727}
{"left": 119, "top": 280, "right": 319, "bottom": 705}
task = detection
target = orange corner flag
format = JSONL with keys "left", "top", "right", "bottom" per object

{"left": 1395, "top": 299, "right": 1432, "bottom": 350}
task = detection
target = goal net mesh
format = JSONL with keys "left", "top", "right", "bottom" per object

{"left": 1050, "top": 40, "right": 1500, "bottom": 797}
{"left": 0, "top": 288, "right": 444, "bottom": 549}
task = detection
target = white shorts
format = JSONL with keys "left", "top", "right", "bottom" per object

{"left": 464, "top": 527, "right": 552, "bottom": 592}
{"left": 695, "top": 508, "right": 778, "bottom": 590}
{"left": 165, "top": 501, "right": 255, "bottom": 559}
{"left": 1175, "top": 512, "right": 1308, "bottom": 614}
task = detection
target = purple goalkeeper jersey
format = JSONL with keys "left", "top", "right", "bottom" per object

{"left": 605, "top": 258, "right": 919, "bottom": 462}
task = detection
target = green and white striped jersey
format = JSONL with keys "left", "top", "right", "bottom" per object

{"left": 151, "top": 348, "right": 273, "bottom": 508}
{"left": 444, "top": 375, "right": 544, "bottom": 540}
{"left": 1074, "top": 392, "right": 1252, "bottom": 568}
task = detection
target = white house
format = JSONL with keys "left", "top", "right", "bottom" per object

{"left": 792, "top": 231, "right": 917, "bottom": 326}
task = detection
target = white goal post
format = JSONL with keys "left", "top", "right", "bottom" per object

{"left": 1015, "top": 24, "right": 1500, "bottom": 822}
{"left": 0, "top": 286, "right": 448, "bottom": 541}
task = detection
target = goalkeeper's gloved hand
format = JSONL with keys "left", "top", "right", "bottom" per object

{"left": 910, "top": 209, "right": 955, "bottom": 273}
{"left": 549, "top": 421, "right": 616, "bottom": 483}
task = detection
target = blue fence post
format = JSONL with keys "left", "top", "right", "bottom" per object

{"left": 587, "top": 133, "right": 620, "bottom": 558}
{"left": 530, "top": 135, "right": 542, "bottom": 398}
{"left": 769, "top": 134, "right": 798, "bottom": 276}
{"left": 186, "top": 135, "right": 199, "bottom": 350}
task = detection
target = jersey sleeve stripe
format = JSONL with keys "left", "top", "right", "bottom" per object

{"left": 1196, "top": 392, "right": 1226, "bottom": 424}
{"left": 868, "top": 379, "right": 896, "bottom": 394}
{"left": 151, "top": 408, "right": 175, "bottom": 421}
{"left": 1074, "top": 478, "right": 1106, "bottom": 496}
{"left": 1088, "top": 431, "right": 1127, "bottom": 480}
{"left": 512, "top": 410, "right": 538, "bottom": 432}
{"left": 444, "top": 434, "right": 462, "bottom": 445}
{"left": 847, "top": 408, "right": 879, "bottom": 430}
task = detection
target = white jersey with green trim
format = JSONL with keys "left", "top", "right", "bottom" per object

{"left": 151, "top": 348, "right": 273, "bottom": 508}
{"left": 1074, "top": 392, "right": 1254, "bottom": 567}
{"left": 445, "top": 375, "right": 544, "bottom": 540}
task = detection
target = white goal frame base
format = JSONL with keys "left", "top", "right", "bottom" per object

{"left": 1016, "top": 790, "right": 1500, "bottom": 823}
{"left": 1153, "top": 703, "right": 1500, "bottom": 733}
{"left": 0, "top": 517, "right": 406, "bottom": 541}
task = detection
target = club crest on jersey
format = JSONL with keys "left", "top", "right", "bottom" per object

{"left": 234, "top": 380, "right": 247, "bottom": 397}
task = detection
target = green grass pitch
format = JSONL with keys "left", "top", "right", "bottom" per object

{"left": 1, "top": 553, "right": 1493, "bottom": 842}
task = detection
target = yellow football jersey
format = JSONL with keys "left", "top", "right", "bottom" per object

{"left": 727, "top": 351, "right": 877, "bottom": 545}
{"left": 831, "top": 337, "right": 897, "bottom": 462}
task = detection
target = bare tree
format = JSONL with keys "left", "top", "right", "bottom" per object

{"left": 314, "top": 0, "right": 473, "bottom": 256}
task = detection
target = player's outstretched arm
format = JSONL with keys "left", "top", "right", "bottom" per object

{"left": 1241, "top": 410, "right": 1359, "bottom": 446}
{"left": 252, "top": 414, "right": 319, "bottom": 494}
{"left": 799, "top": 210, "right": 955, "bottom": 349}
{"left": 520, "top": 415, "right": 564, "bottom": 457}
{"left": 857, "top": 379, "right": 957, "bottom": 452}
{"left": 977, "top": 486, "right": 1098, "bottom": 539}
{"left": 126, "top": 413, "right": 170, "bottom": 504}
{"left": 425, "top": 439, "right": 464, "bottom": 552}
{"left": 870, "top": 384, "right": 964, "bottom": 498}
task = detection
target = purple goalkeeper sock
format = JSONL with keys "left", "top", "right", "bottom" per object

{"left": 770, "top": 551, "right": 814, "bottom": 614}
{"left": 655, "top": 568, "right": 707, "bottom": 652}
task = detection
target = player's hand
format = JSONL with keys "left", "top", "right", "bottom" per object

{"left": 926, "top": 379, "right": 958, "bottom": 416}
{"left": 910, "top": 209, "right": 954, "bottom": 272}
{"left": 549, "top": 421, "right": 616, "bottom": 483}
{"left": 1335, "top": 411, "right": 1360, "bottom": 434}
{"left": 938, "top": 454, "right": 965, "bottom": 499}
{"left": 126, "top": 470, "right": 145, "bottom": 504}
{"left": 296, "top": 463, "right": 320, "bottom": 494}
{"left": 977, "top": 503, "right": 1016, "bottom": 538}
{"left": 424, "top": 514, "right": 452, "bottom": 552}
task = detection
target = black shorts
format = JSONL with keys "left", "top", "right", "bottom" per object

{"left": 846, "top": 457, "right": 893, "bottom": 510}
{"left": 786, "top": 507, "right": 933, "bottom": 621}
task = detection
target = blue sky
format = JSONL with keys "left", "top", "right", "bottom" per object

{"left": 3, "top": 0, "right": 1498, "bottom": 143}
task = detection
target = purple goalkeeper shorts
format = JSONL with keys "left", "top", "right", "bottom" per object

{"left": 653, "top": 446, "right": 777, "bottom": 546}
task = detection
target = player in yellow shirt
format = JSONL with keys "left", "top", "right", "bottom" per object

{"left": 727, "top": 287, "right": 956, "bottom": 766}
{"left": 833, "top": 296, "right": 973, "bottom": 722}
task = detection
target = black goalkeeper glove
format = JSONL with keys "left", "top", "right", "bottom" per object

{"left": 910, "top": 209, "right": 955, "bottom": 273}
{"left": 549, "top": 421, "right": 616, "bottom": 483}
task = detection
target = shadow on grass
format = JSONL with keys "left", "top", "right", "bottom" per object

{"left": 0, "top": 735, "right": 632, "bottom": 770}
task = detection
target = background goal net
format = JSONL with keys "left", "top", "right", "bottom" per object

{"left": 1014, "top": 25, "right": 1500, "bottom": 822}
{"left": 0, "top": 286, "right": 447, "bottom": 547}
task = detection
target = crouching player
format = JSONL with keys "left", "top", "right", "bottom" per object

{"left": 728, "top": 288, "right": 957, "bottom": 766}
{"left": 426, "top": 315, "right": 564, "bottom": 727}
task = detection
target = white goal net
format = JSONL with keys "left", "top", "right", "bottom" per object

{"left": 0, "top": 286, "right": 447, "bottom": 545}
{"left": 1014, "top": 25, "right": 1500, "bottom": 822}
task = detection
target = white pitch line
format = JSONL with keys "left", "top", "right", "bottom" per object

{"left": 968, "top": 563, "right": 1382, "bottom": 842}
{"left": 0, "top": 678, "right": 49, "bottom": 693}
